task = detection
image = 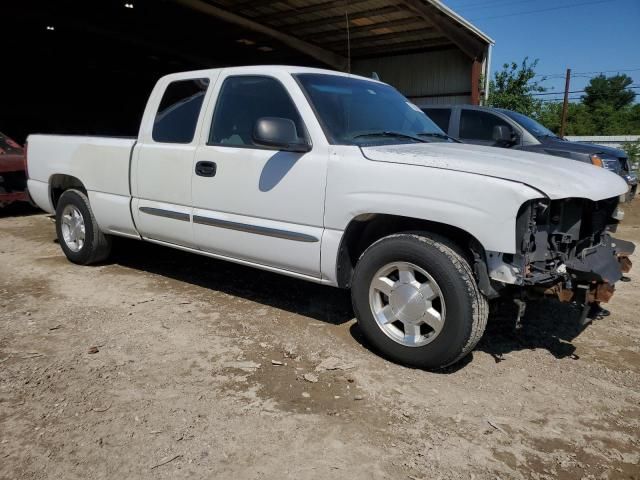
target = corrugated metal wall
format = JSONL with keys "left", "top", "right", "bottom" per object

{"left": 352, "top": 48, "right": 472, "bottom": 105}
{"left": 410, "top": 94, "right": 471, "bottom": 105}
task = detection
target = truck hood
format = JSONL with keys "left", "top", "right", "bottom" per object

{"left": 539, "top": 136, "right": 626, "bottom": 159}
{"left": 361, "top": 142, "right": 628, "bottom": 201}
{"left": 536, "top": 137, "right": 630, "bottom": 171}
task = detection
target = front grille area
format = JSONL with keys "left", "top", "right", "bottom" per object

{"left": 514, "top": 197, "right": 620, "bottom": 285}
{"left": 536, "top": 197, "right": 618, "bottom": 257}
{"left": 511, "top": 195, "right": 633, "bottom": 291}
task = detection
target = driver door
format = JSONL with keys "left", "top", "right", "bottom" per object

{"left": 191, "top": 72, "right": 327, "bottom": 277}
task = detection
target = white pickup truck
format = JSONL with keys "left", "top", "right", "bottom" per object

{"left": 27, "top": 66, "right": 634, "bottom": 369}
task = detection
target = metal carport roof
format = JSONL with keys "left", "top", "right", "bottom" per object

{"left": 3, "top": 0, "right": 494, "bottom": 142}
{"left": 175, "top": 0, "right": 494, "bottom": 71}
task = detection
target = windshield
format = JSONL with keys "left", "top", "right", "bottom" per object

{"left": 500, "top": 110, "right": 558, "bottom": 138}
{"left": 295, "top": 74, "right": 447, "bottom": 146}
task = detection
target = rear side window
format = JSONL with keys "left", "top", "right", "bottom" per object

{"left": 459, "top": 109, "right": 511, "bottom": 141}
{"left": 423, "top": 108, "right": 451, "bottom": 133}
{"left": 153, "top": 78, "right": 209, "bottom": 143}
{"left": 209, "top": 76, "right": 306, "bottom": 147}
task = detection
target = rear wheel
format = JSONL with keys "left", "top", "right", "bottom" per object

{"left": 351, "top": 233, "right": 488, "bottom": 370}
{"left": 55, "top": 189, "right": 112, "bottom": 265}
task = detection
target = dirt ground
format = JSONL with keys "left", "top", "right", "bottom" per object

{"left": 1, "top": 199, "right": 639, "bottom": 480}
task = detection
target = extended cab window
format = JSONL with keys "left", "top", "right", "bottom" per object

{"left": 152, "top": 78, "right": 209, "bottom": 143}
{"left": 423, "top": 108, "right": 451, "bottom": 133}
{"left": 459, "top": 110, "right": 511, "bottom": 141}
{"left": 209, "top": 76, "right": 305, "bottom": 147}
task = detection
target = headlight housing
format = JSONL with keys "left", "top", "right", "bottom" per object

{"left": 590, "top": 154, "right": 620, "bottom": 173}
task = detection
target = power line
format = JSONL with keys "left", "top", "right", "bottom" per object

{"left": 448, "top": 0, "right": 558, "bottom": 9}
{"left": 538, "top": 90, "right": 639, "bottom": 103}
{"left": 573, "top": 68, "right": 640, "bottom": 75}
{"left": 453, "top": 0, "right": 533, "bottom": 12}
{"left": 470, "top": 0, "right": 618, "bottom": 21}
{"left": 535, "top": 67, "right": 640, "bottom": 78}
{"left": 533, "top": 86, "right": 640, "bottom": 96}
{"left": 540, "top": 97, "right": 584, "bottom": 102}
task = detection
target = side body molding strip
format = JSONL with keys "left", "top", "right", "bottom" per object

{"left": 193, "top": 215, "right": 319, "bottom": 243}
{"left": 139, "top": 207, "right": 190, "bottom": 222}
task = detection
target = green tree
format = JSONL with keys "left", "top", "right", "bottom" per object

{"left": 488, "top": 57, "right": 546, "bottom": 116}
{"left": 534, "top": 74, "right": 640, "bottom": 136}
{"left": 535, "top": 102, "right": 562, "bottom": 133}
{"left": 535, "top": 102, "right": 598, "bottom": 136}
{"left": 622, "top": 139, "right": 640, "bottom": 174}
{"left": 490, "top": 61, "right": 640, "bottom": 136}
{"left": 582, "top": 74, "right": 636, "bottom": 110}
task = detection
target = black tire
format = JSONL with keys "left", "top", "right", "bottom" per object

{"left": 351, "top": 233, "right": 488, "bottom": 370}
{"left": 55, "top": 189, "right": 112, "bottom": 265}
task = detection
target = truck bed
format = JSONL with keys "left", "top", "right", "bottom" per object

{"left": 27, "top": 134, "right": 136, "bottom": 213}
{"left": 27, "top": 134, "right": 140, "bottom": 238}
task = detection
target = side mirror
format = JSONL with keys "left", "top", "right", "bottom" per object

{"left": 492, "top": 125, "right": 516, "bottom": 146}
{"left": 253, "top": 117, "right": 311, "bottom": 153}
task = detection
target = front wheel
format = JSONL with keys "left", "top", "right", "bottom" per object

{"left": 351, "top": 233, "right": 488, "bottom": 370}
{"left": 55, "top": 189, "right": 112, "bottom": 265}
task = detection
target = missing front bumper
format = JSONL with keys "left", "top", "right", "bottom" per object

{"left": 543, "top": 237, "right": 634, "bottom": 305}
{"left": 565, "top": 237, "right": 634, "bottom": 284}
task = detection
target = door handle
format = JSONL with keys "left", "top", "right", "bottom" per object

{"left": 195, "top": 161, "right": 217, "bottom": 177}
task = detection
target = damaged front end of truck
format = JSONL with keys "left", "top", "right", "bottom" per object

{"left": 486, "top": 195, "right": 634, "bottom": 324}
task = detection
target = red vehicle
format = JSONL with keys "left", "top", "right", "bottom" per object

{"left": 0, "top": 132, "right": 29, "bottom": 207}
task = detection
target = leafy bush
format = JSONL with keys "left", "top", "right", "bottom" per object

{"left": 488, "top": 58, "right": 546, "bottom": 117}
{"left": 622, "top": 140, "right": 640, "bottom": 174}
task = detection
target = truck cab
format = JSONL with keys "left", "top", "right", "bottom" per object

{"left": 133, "top": 69, "right": 327, "bottom": 277}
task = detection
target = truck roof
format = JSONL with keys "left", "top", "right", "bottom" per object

{"left": 422, "top": 105, "right": 502, "bottom": 111}
{"left": 158, "top": 65, "right": 383, "bottom": 84}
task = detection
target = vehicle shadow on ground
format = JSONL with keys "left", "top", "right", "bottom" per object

{"left": 0, "top": 202, "right": 41, "bottom": 218}
{"left": 110, "top": 238, "right": 354, "bottom": 325}
{"left": 349, "top": 298, "right": 587, "bottom": 373}
{"left": 110, "top": 238, "right": 588, "bottom": 370}
{"left": 476, "top": 299, "right": 585, "bottom": 363}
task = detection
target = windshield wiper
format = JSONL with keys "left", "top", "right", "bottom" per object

{"left": 352, "top": 131, "right": 428, "bottom": 143}
{"left": 417, "top": 132, "right": 460, "bottom": 143}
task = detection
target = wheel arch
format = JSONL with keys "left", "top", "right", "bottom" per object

{"left": 335, "top": 213, "right": 492, "bottom": 293}
{"left": 49, "top": 174, "right": 87, "bottom": 210}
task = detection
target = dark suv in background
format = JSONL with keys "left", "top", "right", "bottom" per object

{"left": 421, "top": 105, "right": 637, "bottom": 201}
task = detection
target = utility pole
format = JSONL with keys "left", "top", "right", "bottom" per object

{"left": 559, "top": 68, "right": 571, "bottom": 138}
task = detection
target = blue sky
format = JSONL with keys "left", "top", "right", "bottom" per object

{"left": 442, "top": 0, "right": 640, "bottom": 102}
